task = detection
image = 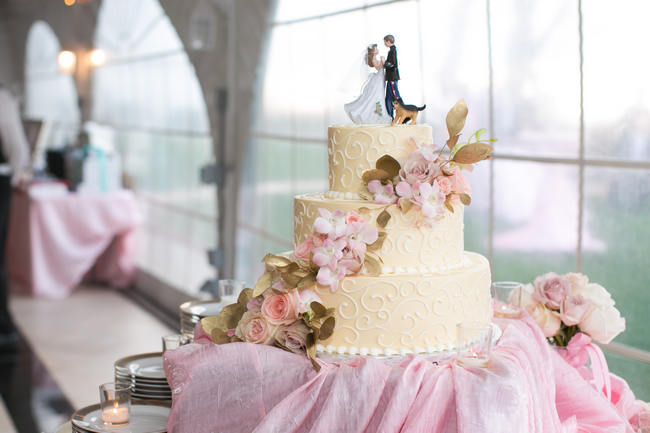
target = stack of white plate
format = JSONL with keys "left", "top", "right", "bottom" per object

{"left": 114, "top": 352, "right": 171, "bottom": 402}
{"left": 70, "top": 402, "right": 169, "bottom": 432}
{"left": 179, "top": 299, "right": 233, "bottom": 337}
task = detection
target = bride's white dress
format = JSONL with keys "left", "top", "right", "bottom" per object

{"left": 344, "top": 68, "right": 392, "bottom": 125}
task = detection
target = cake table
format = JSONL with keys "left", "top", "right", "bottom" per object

{"left": 163, "top": 315, "right": 641, "bottom": 433}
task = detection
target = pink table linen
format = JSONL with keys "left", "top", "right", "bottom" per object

{"left": 7, "top": 188, "right": 140, "bottom": 298}
{"left": 163, "top": 317, "right": 641, "bottom": 433}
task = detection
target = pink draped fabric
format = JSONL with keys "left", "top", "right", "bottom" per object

{"left": 7, "top": 188, "right": 140, "bottom": 298}
{"left": 163, "top": 317, "right": 641, "bottom": 433}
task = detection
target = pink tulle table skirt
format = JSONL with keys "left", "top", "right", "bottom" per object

{"left": 7, "top": 188, "right": 141, "bottom": 298}
{"left": 163, "top": 316, "right": 642, "bottom": 433}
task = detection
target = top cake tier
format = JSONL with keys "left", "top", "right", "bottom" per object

{"left": 328, "top": 125, "right": 433, "bottom": 199}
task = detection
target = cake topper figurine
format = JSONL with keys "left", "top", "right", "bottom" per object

{"left": 345, "top": 34, "right": 424, "bottom": 125}
{"left": 344, "top": 43, "right": 392, "bottom": 124}
{"left": 383, "top": 34, "right": 400, "bottom": 119}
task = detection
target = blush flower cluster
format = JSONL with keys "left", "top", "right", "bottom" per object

{"left": 234, "top": 285, "right": 321, "bottom": 353}
{"left": 512, "top": 272, "right": 625, "bottom": 345}
{"left": 366, "top": 139, "right": 471, "bottom": 221}
{"left": 294, "top": 209, "right": 378, "bottom": 292}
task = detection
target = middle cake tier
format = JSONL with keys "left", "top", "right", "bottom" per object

{"left": 294, "top": 193, "right": 464, "bottom": 273}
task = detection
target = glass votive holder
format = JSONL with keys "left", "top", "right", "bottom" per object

{"left": 491, "top": 281, "right": 523, "bottom": 318}
{"left": 456, "top": 322, "right": 493, "bottom": 368}
{"left": 218, "top": 279, "right": 245, "bottom": 300}
{"left": 99, "top": 382, "right": 130, "bottom": 425}
{"left": 162, "top": 333, "right": 191, "bottom": 352}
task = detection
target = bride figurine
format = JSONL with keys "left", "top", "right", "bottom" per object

{"left": 344, "top": 44, "right": 392, "bottom": 125}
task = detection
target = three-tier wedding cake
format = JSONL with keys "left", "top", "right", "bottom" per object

{"left": 296, "top": 124, "right": 492, "bottom": 356}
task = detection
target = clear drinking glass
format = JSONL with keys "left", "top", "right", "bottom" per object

{"left": 99, "top": 382, "right": 130, "bottom": 425}
{"left": 491, "top": 281, "right": 523, "bottom": 318}
{"left": 218, "top": 279, "right": 245, "bottom": 300}
{"left": 456, "top": 322, "right": 493, "bottom": 368}
{"left": 162, "top": 334, "right": 191, "bottom": 352}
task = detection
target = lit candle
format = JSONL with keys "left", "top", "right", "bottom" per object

{"left": 101, "top": 402, "right": 129, "bottom": 424}
{"left": 493, "top": 301, "right": 521, "bottom": 318}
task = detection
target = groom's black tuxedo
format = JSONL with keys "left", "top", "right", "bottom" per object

{"left": 384, "top": 45, "right": 400, "bottom": 82}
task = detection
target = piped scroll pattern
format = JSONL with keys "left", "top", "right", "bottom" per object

{"left": 328, "top": 126, "right": 428, "bottom": 195}
{"left": 293, "top": 193, "right": 464, "bottom": 272}
{"left": 314, "top": 252, "right": 491, "bottom": 354}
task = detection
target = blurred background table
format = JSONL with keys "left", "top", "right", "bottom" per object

{"left": 7, "top": 184, "right": 140, "bottom": 298}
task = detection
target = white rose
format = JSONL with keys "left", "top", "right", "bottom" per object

{"left": 529, "top": 303, "right": 562, "bottom": 338}
{"left": 513, "top": 283, "right": 537, "bottom": 309}
{"left": 565, "top": 272, "right": 589, "bottom": 294}
{"left": 579, "top": 305, "right": 625, "bottom": 344}
{"left": 572, "top": 282, "right": 615, "bottom": 309}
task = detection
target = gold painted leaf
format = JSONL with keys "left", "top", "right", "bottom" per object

{"left": 311, "top": 301, "right": 328, "bottom": 318}
{"left": 297, "top": 273, "right": 316, "bottom": 289}
{"left": 358, "top": 189, "right": 373, "bottom": 201}
{"left": 441, "top": 166, "right": 455, "bottom": 176}
{"left": 367, "top": 231, "right": 387, "bottom": 252}
{"left": 219, "top": 303, "right": 247, "bottom": 329}
{"left": 444, "top": 197, "right": 455, "bottom": 213}
{"left": 306, "top": 333, "right": 320, "bottom": 371}
{"left": 262, "top": 253, "right": 292, "bottom": 268}
{"left": 364, "top": 255, "right": 382, "bottom": 276}
{"left": 376, "top": 155, "right": 401, "bottom": 179}
{"left": 358, "top": 207, "right": 371, "bottom": 217}
{"left": 210, "top": 328, "right": 231, "bottom": 344}
{"left": 399, "top": 198, "right": 414, "bottom": 213}
{"left": 451, "top": 142, "right": 493, "bottom": 164}
{"left": 446, "top": 99, "right": 468, "bottom": 141}
{"left": 281, "top": 272, "right": 302, "bottom": 288}
{"left": 362, "top": 168, "right": 391, "bottom": 184}
{"left": 200, "top": 315, "right": 224, "bottom": 338}
{"left": 252, "top": 272, "right": 273, "bottom": 298}
{"left": 376, "top": 209, "right": 391, "bottom": 228}
{"left": 319, "top": 317, "right": 335, "bottom": 340}
{"left": 445, "top": 134, "right": 459, "bottom": 152}
{"left": 238, "top": 288, "right": 253, "bottom": 304}
{"left": 459, "top": 193, "right": 471, "bottom": 206}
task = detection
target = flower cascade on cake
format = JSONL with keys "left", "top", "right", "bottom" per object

{"left": 201, "top": 210, "right": 387, "bottom": 370}
{"left": 360, "top": 99, "right": 494, "bottom": 224}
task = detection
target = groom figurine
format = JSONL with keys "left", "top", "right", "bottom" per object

{"left": 383, "top": 34, "right": 401, "bottom": 119}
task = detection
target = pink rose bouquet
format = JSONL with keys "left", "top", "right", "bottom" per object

{"left": 514, "top": 272, "right": 625, "bottom": 346}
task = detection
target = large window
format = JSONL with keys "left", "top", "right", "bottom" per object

{"left": 92, "top": 0, "right": 215, "bottom": 294}
{"left": 24, "top": 21, "right": 80, "bottom": 156}
{"left": 240, "top": 0, "right": 650, "bottom": 399}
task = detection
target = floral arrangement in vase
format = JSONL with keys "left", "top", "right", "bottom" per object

{"left": 515, "top": 272, "right": 625, "bottom": 346}
{"left": 201, "top": 209, "right": 388, "bottom": 369}
{"left": 360, "top": 99, "right": 495, "bottom": 224}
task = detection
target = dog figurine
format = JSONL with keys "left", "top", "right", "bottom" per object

{"left": 391, "top": 98, "right": 426, "bottom": 125}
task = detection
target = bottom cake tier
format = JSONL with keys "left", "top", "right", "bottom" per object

{"left": 314, "top": 251, "right": 491, "bottom": 356}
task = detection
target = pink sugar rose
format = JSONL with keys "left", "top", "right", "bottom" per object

{"left": 400, "top": 151, "right": 440, "bottom": 185}
{"left": 533, "top": 272, "right": 569, "bottom": 310}
{"left": 447, "top": 166, "right": 472, "bottom": 195}
{"left": 235, "top": 311, "right": 277, "bottom": 344}
{"left": 275, "top": 321, "right": 311, "bottom": 354}
{"left": 560, "top": 294, "right": 594, "bottom": 326}
{"left": 345, "top": 211, "right": 362, "bottom": 224}
{"left": 297, "top": 289, "right": 322, "bottom": 314}
{"left": 294, "top": 236, "right": 313, "bottom": 263}
{"left": 367, "top": 180, "right": 397, "bottom": 204}
{"left": 261, "top": 291, "right": 300, "bottom": 326}
{"left": 435, "top": 176, "right": 453, "bottom": 195}
{"left": 338, "top": 243, "right": 364, "bottom": 274}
